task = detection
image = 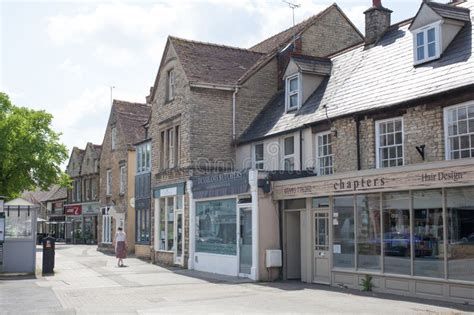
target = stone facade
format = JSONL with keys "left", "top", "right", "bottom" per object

{"left": 301, "top": 6, "right": 363, "bottom": 57}
{"left": 98, "top": 100, "right": 150, "bottom": 253}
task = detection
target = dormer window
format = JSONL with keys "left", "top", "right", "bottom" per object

{"left": 285, "top": 73, "right": 300, "bottom": 111}
{"left": 413, "top": 22, "right": 440, "bottom": 64}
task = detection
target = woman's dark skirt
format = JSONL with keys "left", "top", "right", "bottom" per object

{"left": 116, "top": 241, "right": 127, "bottom": 259}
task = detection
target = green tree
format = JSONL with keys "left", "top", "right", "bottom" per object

{"left": 0, "top": 92, "right": 70, "bottom": 199}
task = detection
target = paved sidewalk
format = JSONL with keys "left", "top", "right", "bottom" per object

{"left": 0, "top": 244, "right": 473, "bottom": 314}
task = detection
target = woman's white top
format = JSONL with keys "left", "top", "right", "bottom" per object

{"left": 115, "top": 231, "right": 126, "bottom": 242}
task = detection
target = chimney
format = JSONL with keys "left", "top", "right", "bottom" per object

{"left": 145, "top": 86, "right": 153, "bottom": 104}
{"left": 364, "top": 0, "right": 392, "bottom": 45}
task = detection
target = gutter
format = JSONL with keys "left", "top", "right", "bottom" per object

{"left": 355, "top": 115, "right": 361, "bottom": 171}
{"left": 189, "top": 81, "right": 239, "bottom": 91}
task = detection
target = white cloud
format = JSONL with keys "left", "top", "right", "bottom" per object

{"left": 59, "top": 58, "right": 83, "bottom": 77}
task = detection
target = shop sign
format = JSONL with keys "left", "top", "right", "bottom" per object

{"left": 65, "top": 205, "right": 82, "bottom": 215}
{"left": 153, "top": 183, "right": 185, "bottom": 198}
{"left": 53, "top": 201, "right": 64, "bottom": 210}
{"left": 191, "top": 170, "right": 249, "bottom": 199}
{"left": 273, "top": 162, "right": 474, "bottom": 199}
{"left": 82, "top": 203, "right": 99, "bottom": 215}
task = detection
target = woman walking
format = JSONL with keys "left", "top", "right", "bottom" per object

{"left": 113, "top": 227, "right": 127, "bottom": 267}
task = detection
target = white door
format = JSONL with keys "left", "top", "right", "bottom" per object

{"left": 313, "top": 210, "right": 330, "bottom": 284}
{"left": 174, "top": 211, "right": 184, "bottom": 265}
{"left": 239, "top": 206, "right": 252, "bottom": 276}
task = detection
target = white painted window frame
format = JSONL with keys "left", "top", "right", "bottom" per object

{"left": 315, "top": 131, "right": 333, "bottom": 176}
{"left": 412, "top": 21, "right": 442, "bottom": 65}
{"left": 102, "top": 211, "right": 112, "bottom": 244}
{"left": 444, "top": 101, "right": 474, "bottom": 160}
{"left": 106, "top": 169, "right": 112, "bottom": 196}
{"left": 282, "top": 135, "right": 295, "bottom": 171}
{"left": 285, "top": 73, "right": 301, "bottom": 112}
{"left": 375, "top": 117, "right": 405, "bottom": 169}
{"left": 119, "top": 165, "right": 126, "bottom": 194}
{"left": 253, "top": 143, "right": 265, "bottom": 170}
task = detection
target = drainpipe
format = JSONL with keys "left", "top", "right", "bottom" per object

{"left": 355, "top": 116, "right": 361, "bottom": 171}
{"left": 186, "top": 180, "right": 195, "bottom": 270}
{"left": 249, "top": 169, "right": 259, "bottom": 281}
{"left": 232, "top": 87, "right": 240, "bottom": 142}
{"left": 299, "top": 129, "right": 303, "bottom": 171}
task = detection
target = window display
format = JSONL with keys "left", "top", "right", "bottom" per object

{"left": 413, "top": 189, "right": 444, "bottom": 278}
{"left": 357, "top": 194, "right": 381, "bottom": 271}
{"left": 333, "top": 196, "right": 355, "bottom": 268}
{"left": 383, "top": 192, "right": 411, "bottom": 275}
{"left": 196, "top": 199, "right": 237, "bottom": 255}
{"left": 446, "top": 187, "right": 474, "bottom": 281}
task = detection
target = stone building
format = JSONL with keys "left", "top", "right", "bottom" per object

{"left": 65, "top": 143, "right": 102, "bottom": 244}
{"left": 235, "top": 0, "right": 474, "bottom": 304}
{"left": 97, "top": 100, "right": 151, "bottom": 254}
{"left": 145, "top": 3, "right": 363, "bottom": 272}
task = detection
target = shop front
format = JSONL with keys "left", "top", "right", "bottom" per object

{"left": 273, "top": 159, "right": 474, "bottom": 304}
{"left": 153, "top": 182, "right": 186, "bottom": 266}
{"left": 188, "top": 170, "right": 261, "bottom": 280}
{"left": 65, "top": 202, "right": 99, "bottom": 244}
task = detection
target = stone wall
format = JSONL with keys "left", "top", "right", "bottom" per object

{"left": 332, "top": 117, "right": 358, "bottom": 173}
{"left": 301, "top": 6, "right": 363, "bottom": 57}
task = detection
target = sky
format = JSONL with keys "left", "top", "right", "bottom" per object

{"left": 1, "top": 0, "right": 421, "bottom": 168}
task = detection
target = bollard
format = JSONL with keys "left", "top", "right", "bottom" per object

{"left": 42, "top": 235, "right": 55, "bottom": 275}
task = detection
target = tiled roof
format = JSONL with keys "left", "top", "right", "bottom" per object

{"left": 238, "top": 1, "right": 474, "bottom": 144}
{"left": 427, "top": 1, "right": 471, "bottom": 22}
{"left": 170, "top": 37, "right": 264, "bottom": 86}
{"left": 292, "top": 55, "right": 332, "bottom": 75}
{"left": 48, "top": 186, "right": 67, "bottom": 201}
{"left": 113, "top": 100, "right": 151, "bottom": 146}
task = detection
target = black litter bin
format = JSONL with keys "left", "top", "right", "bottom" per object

{"left": 42, "top": 236, "right": 56, "bottom": 275}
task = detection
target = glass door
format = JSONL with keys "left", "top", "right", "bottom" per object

{"left": 239, "top": 206, "right": 252, "bottom": 275}
{"left": 314, "top": 210, "right": 330, "bottom": 284}
{"left": 174, "top": 211, "right": 184, "bottom": 265}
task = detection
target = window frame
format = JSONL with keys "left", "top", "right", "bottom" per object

{"left": 282, "top": 135, "right": 295, "bottom": 171}
{"left": 412, "top": 21, "right": 442, "bottom": 65}
{"left": 119, "top": 165, "right": 126, "bottom": 195}
{"left": 106, "top": 169, "right": 112, "bottom": 196}
{"left": 102, "top": 211, "right": 112, "bottom": 244}
{"left": 315, "top": 131, "right": 333, "bottom": 176}
{"left": 136, "top": 142, "right": 151, "bottom": 174}
{"left": 285, "top": 73, "right": 301, "bottom": 112}
{"left": 253, "top": 143, "right": 265, "bottom": 170}
{"left": 111, "top": 126, "right": 117, "bottom": 150}
{"left": 157, "top": 195, "right": 184, "bottom": 252}
{"left": 444, "top": 101, "right": 474, "bottom": 160}
{"left": 168, "top": 69, "right": 176, "bottom": 101}
{"left": 375, "top": 117, "right": 405, "bottom": 169}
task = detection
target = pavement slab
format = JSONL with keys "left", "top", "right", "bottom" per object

{"left": 1, "top": 244, "right": 473, "bottom": 314}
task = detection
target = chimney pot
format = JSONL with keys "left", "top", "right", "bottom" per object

{"left": 373, "top": 0, "right": 381, "bottom": 7}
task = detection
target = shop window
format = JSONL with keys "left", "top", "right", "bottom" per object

{"left": 312, "top": 197, "right": 330, "bottom": 208}
{"left": 376, "top": 118, "right": 404, "bottom": 168}
{"left": 446, "top": 186, "right": 474, "bottom": 281}
{"left": 444, "top": 102, "right": 474, "bottom": 160}
{"left": 357, "top": 194, "right": 381, "bottom": 271}
{"left": 333, "top": 196, "right": 355, "bottom": 268}
{"left": 158, "top": 196, "right": 183, "bottom": 251}
{"left": 282, "top": 136, "right": 295, "bottom": 171}
{"left": 136, "top": 208, "right": 150, "bottom": 244}
{"left": 382, "top": 192, "right": 411, "bottom": 275}
{"left": 102, "top": 213, "right": 112, "bottom": 244}
{"left": 195, "top": 199, "right": 237, "bottom": 255}
{"left": 253, "top": 143, "right": 264, "bottom": 170}
{"left": 315, "top": 132, "right": 333, "bottom": 176}
{"left": 413, "top": 189, "right": 444, "bottom": 278}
